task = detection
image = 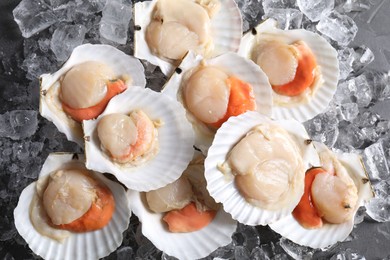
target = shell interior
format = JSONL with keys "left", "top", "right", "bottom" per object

{"left": 162, "top": 51, "right": 273, "bottom": 155}
{"left": 204, "top": 111, "right": 319, "bottom": 226}
{"left": 39, "top": 44, "right": 146, "bottom": 146}
{"left": 269, "top": 142, "right": 374, "bottom": 249}
{"left": 83, "top": 86, "right": 195, "bottom": 192}
{"left": 134, "top": 0, "right": 242, "bottom": 76}
{"left": 238, "top": 19, "right": 339, "bottom": 122}
{"left": 14, "top": 153, "right": 131, "bottom": 260}
{"left": 127, "top": 190, "right": 237, "bottom": 259}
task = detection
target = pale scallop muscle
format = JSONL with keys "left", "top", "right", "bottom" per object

{"left": 311, "top": 148, "right": 358, "bottom": 224}
{"left": 146, "top": 21, "right": 199, "bottom": 61}
{"left": 60, "top": 61, "right": 115, "bottom": 109}
{"left": 227, "top": 124, "right": 305, "bottom": 210}
{"left": 42, "top": 169, "right": 98, "bottom": 225}
{"left": 155, "top": 0, "right": 211, "bottom": 44}
{"left": 97, "top": 113, "right": 138, "bottom": 159}
{"left": 30, "top": 193, "right": 71, "bottom": 242}
{"left": 146, "top": 176, "right": 193, "bottom": 213}
{"left": 145, "top": 0, "right": 211, "bottom": 61}
{"left": 254, "top": 41, "right": 298, "bottom": 86}
{"left": 184, "top": 66, "right": 230, "bottom": 124}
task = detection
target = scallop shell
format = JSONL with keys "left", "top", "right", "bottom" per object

{"left": 14, "top": 153, "right": 131, "bottom": 260}
{"left": 127, "top": 190, "right": 237, "bottom": 260}
{"left": 40, "top": 44, "right": 146, "bottom": 146}
{"left": 134, "top": 0, "right": 242, "bottom": 76}
{"left": 269, "top": 142, "right": 374, "bottom": 249}
{"left": 204, "top": 111, "right": 320, "bottom": 225}
{"left": 238, "top": 19, "right": 339, "bottom": 122}
{"left": 162, "top": 51, "right": 273, "bottom": 155}
{"left": 83, "top": 86, "right": 195, "bottom": 192}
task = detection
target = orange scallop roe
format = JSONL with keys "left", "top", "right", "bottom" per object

{"left": 55, "top": 184, "right": 115, "bottom": 232}
{"left": 292, "top": 167, "right": 329, "bottom": 229}
{"left": 61, "top": 79, "right": 127, "bottom": 122}
{"left": 163, "top": 202, "right": 217, "bottom": 233}
{"left": 272, "top": 41, "right": 317, "bottom": 97}
{"left": 210, "top": 76, "right": 256, "bottom": 128}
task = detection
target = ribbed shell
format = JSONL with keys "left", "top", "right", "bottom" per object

{"left": 39, "top": 44, "right": 146, "bottom": 146}
{"left": 14, "top": 153, "right": 131, "bottom": 260}
{"left": 83, "top": 86, "right": 195, "bottom": 192}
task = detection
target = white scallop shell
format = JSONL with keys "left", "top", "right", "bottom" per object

{"left": 269, "top": 142, "right": 374, "bottom": 249}
{"left": 39, "top": 44, "right": 146, "bottom": 146}
{"left": 127, "top": 190, "right": 237, "bottom": 260}
{"left": 83, "top": 86, "right": 195, "bottom": 192}
{"left": 238, "top": 19, "right": 339, "bottom": 122}
{"left": 14, "top": 153, "right": 131, "bottom": 260}
{"left": 204, "top": 111, "right": 320, "bottom": 226}
{"left": 162, "top": 51, "right": 273, "bottom": 155}
{"left": 134, "top": 0, "right": 242, "bottom": 76}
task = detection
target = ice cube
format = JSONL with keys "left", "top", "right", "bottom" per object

{"left": 365, "top": 71, "right": 390, "bottom": 102}
{"left": 75, "top": 0, "right": 107, "bottom": 15}
{"left": 232, "top": 224, "right": 261, "bottom": 253}
{"left": 353, "top": 110, "right": 380, "bottom": 128}
{"left": 116, "top": 246, "right": 134, "bottom": 260}
{"left": 13, "top": 0, "right": 57, "bottom": 38}
{"left": 0, "top": 110, "right": 38, "bottom": 140}
{"left": 352, "top": 45, "right": 375, "bottom": 75}
{"left": 50, "top": 24, "right": 87, "bottom": 62}
{"left": 316, "top": 11, "right": 358, "bottom": 46}
{"left": 330, "top": 248, "right": 367, "bottom": 260}
{"left": 352, "top": 75, "right": 372, "bottom": 107}
{"left": 363, "top": 142, "right": 390, "bottom": 181}
{"left": 99, "top": 0, "right": 132, "bottom": 45}
{"left": 279, "top": 237, "right": 316, "bottom": 259}
{"left": 238, "top": 0, "right": 264, "bottom": 32}
{"left": 354, "top": 207, "right": 366, "bottom": 225}
{"left": 304, "top": 109, "right": 340, "bottom": 147}
{"left": 335, "top": 124, "right": 365, "bottom": 150}
{"left": 234, "top": 246, "right": 251, "bottom": 260}
{"left": 262, "top": 0, "right": 297, "bottom": 11}
{"left": 340, "top": 103, "right": 359, "bottom": 121}
{"left": 263, "top": 8, "right": 303, "bottom": 30}
{"left": 365, "top": 197, "right": 390, "bottom": 222}
{"left": 335, "top": 0, "right": 370, "bottom": 13}
{"left": 361, "top": 126, "right": 380, "bottom": 142}
{"left": 297, "top": 0, "right": 334, "bottom": 22}
{"left": 373, "top": 180, "right": 390, "bottom": 199}
{"left": 22, "top": 52, "right": 58, "bottom": 81}
{"left": 337, "top": 47, "right": 355, "bottom": 80}
{"left": 332, "top": 81, "right": 353, "bottom": 105}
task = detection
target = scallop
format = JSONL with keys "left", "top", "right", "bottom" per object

{"left": 204, "top": 111, "right": 320, "bottom": 225}
{"left": 269, "top": 142, "right": 374, "bottom": 249}
{"left": 83, "top": 86, "right": 195, "bottom": 192}
{"left": 134, "top": 0, "right": 242, "bottom": 76}
{"left": 14, "top": 153, "right": 131, "bottom": 260}
{"left": 238, "top": 19, "right": 339, "bottom": 122}
{"left": 40, "top": 44, "right": 146, "bottom": 146}
{"left": 162, "top": 51, "right": 272, "bottom": 154}
{"left": 127, "top": 155, "right": 237, "bottom": 259}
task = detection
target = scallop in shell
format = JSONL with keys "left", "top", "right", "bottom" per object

{"left": 14, "top": 153, "right": 131, "bottom": 260}
{"left": 40, "top": 44, "right": 146, "bottom": 146}
{"left": 162, "top": 51, "right": 273, "bottom": 154}
{"left": 204, "top": 111, "right": 320, "bottom": 225}
{"left": 238, "top": 19, "right": 339, "bottom": 122}
{"left": 127, "top": 155, "right": 237, "bottom": 259}
{"left": 134, "top": 0, "right": 242, "bottom": 76}
{"left": 269, "top": 142, "right": 374, "bottom": 249}
{"left": 83, "top": 86, "right": 195, "bottom": 192}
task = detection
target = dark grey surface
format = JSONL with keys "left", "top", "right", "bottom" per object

{"left": 1, "top": 0, "right": 390, "bottom": 259}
